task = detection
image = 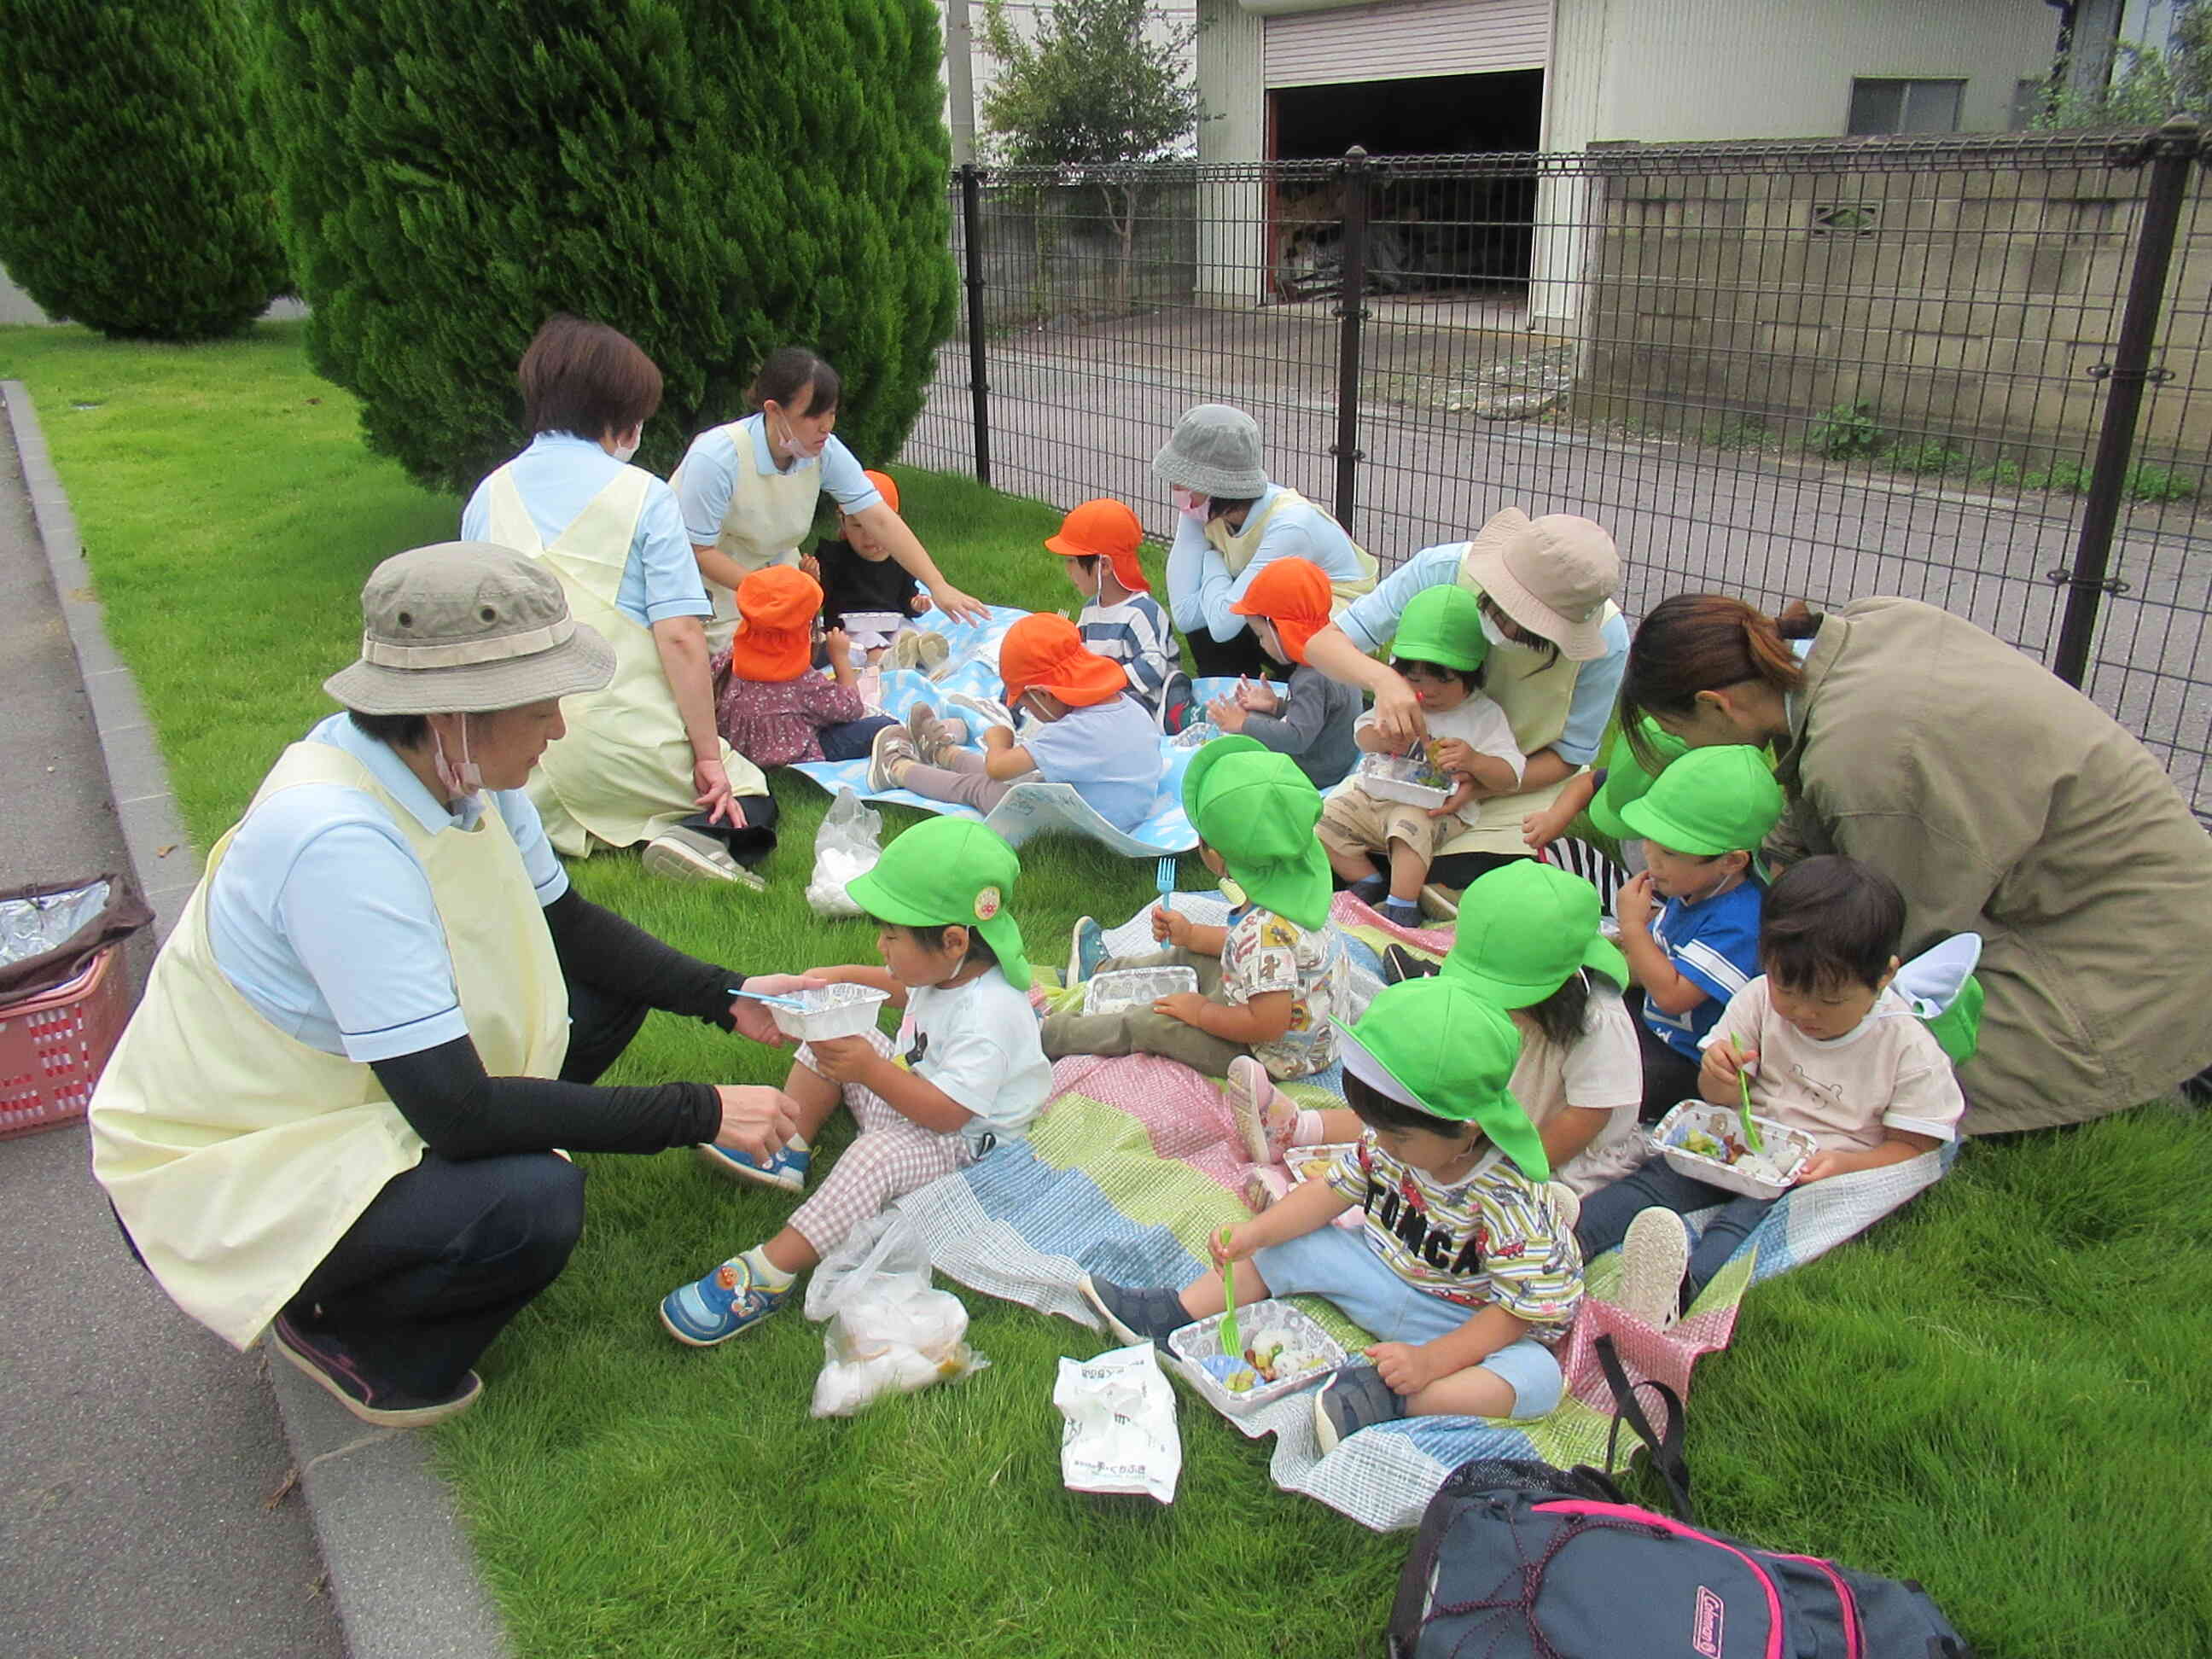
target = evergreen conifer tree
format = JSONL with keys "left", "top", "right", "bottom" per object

{"left": 0, "top": 0, "right": 287, "bottom": 340}
{"left": 249, "top": 1, "right": 956, "bottom": 496}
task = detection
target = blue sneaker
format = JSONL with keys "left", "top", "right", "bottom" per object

{"left": 1078, "top": 1274, "right": 1196, "bottom": 1345}
{"left": 1068, "top": 917, "right": 1106, "bottom": 986}
{"left": 660, "top": 1255, "right": 796, "bottom": 1347}
{"left": 696, "top": 1141, "right": 810, "bottom": 1191}
{"left": 1313, "top": 1362, "right": 1408, "bottom": 1455}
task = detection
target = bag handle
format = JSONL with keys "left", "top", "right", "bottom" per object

{"left": 1593, "top": 1333, "right": 1694, "bottom": 1522}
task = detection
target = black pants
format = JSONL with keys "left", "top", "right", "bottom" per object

{"left": 679, "top": 790, "right": 779, "bottom": 866}
{"left": 819, "top": 713, "right": 899, "bottom": 762}
{"left": 277, "top": 977, "right": 646, "bottom": 1398}
{"left": 1628, "top": 988, "right": 1704, "bottom": 1121}
{"left": 1184, "top": 624, "right": 1274, "bottom": 680}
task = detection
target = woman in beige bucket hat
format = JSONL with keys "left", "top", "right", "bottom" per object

{"left": 92, "top": 542, "right": 813, "bottom": 1429}
{"left": 1302, "top": 508, "right": 1629, "bottom": 899}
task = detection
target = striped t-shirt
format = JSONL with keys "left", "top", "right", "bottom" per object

{"left": 1078, "top": 593, "right": 1185, "bottom": 720}
{"left": 1324, "top": 1138, "right": 1583, "bottom": 1341}
{"left": 1642, "top": 880, "right": 1765, "bottom": 1062}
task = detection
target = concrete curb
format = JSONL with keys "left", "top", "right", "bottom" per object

{"left": 1, "top": 380, "right": 517, "bottom": 1659}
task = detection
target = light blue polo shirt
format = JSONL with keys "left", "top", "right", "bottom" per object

{"left": 1335, "top": 540, "right": 1630, "bottom": 766}
{"left": 460, "top": 432, "right": 708, "bottom": 629}
{"left": 1164, "top": 483, "right": 1368, "bottom": 643}
{"left": 205, "top": 715, "right": 569, "bottom": 1063}
{"left": 672, "top": 414, "right": 883, "bottom": 548}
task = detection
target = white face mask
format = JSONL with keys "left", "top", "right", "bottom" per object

{"left": 431, "top": 715, "right": 485, "bottom": 803}
{"left": 611, "top": 428, "right": 642, "bottom": 464}
{"left": 1171, "top": 486, "right": 1208, "bottom": 521}
{"left": 1480, "top": 613, "right": 1511, "bottom": 649}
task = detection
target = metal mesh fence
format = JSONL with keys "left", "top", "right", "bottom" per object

{"left": 900, "top": 131, "right": 2212, "bottom": 816}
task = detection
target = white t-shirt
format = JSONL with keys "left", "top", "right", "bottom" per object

{"left": 1506, "top": 978, "right": 1646, "bottom": 1195}
{"left": 1354, "top": 692, "right": 1525, "bottom": 826}
{"left": 899, "top": 966, "right": 1053, "bottom": 1153}
{"left": 1710, "top": 978, "right": 1966, "bottom": 1151}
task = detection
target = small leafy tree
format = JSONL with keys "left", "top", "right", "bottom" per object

{"left": 977, "top": 0, "right": 1202, "bottom": 302}
{"left": 0, "top": 0, "right": 286, "bottom": 339}
{"left": 247, "top": 0, "right": 957, "bottom": 497}
{"left": 2034, "top": 1, "right": 2209, "bottom": 126}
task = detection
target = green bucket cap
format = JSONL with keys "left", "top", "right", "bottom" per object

{"left": 1617, "top": 743, "right": 1784, "bottom": 858}
{"left": 1181, "top": 736, "right": 1333, "bottom": 932}
{"left": 845, "top": 817, "right": 1032, "bottom": 990}
{"left": 1334, "top": 977, "right": 1548, "bottom": 1182}
{"left": 1442, "top": 859, "right": 1628, "bottom": 1006}
{"left": 1587, "top": 717, "right": 1690, "bottom": 841}
{"left": 1391, "top": 584, "right": 1489, "bottom": 673}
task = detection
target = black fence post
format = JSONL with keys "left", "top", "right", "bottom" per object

{"left": 2052, "top": 116, "right": 2198, "bottom": 687}
{"left": 1330, "top": 147, "right": 1371, "bottom": 529}
{"left": 958, "top": 163, "right": 993, "bottom": 488}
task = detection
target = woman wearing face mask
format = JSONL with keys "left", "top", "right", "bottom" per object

{"left": 1617, "top": 591, "right": 2212, "bottom": 1134}
{"left": 1301, "top": 509, "right": 1628, "bottom": 901}
{"left": 461, "top": 316, "right": 774, "bottom": 886}
{"left": 91, "top": 544, "right": 812, "bottom": 1429}
{"left": 1153, "top": 404, "right": 1378, "bottom": 678}
{"left": 672, "top": 345, "right": 988, "bottom": 652}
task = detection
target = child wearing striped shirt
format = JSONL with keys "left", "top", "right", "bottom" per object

{"left": 1046, "top": 498, "right": 1194, "bottom": 732}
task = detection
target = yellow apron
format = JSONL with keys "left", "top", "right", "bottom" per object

{"left": 670, "top": 416, "right": 821, "bottom": 654}
{"left": 486, "top": 464, "right": 766, "bottom": 855}
{"left": 1204, "top": 486, "right": 1380, "bottom": 614}
{"left": 1434, "top": 565, "right": 1624, "bottom": 860}
{"left": 89, "top": 741, "right": 569, "bottom": 1350}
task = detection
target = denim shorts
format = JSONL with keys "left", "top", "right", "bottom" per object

{"left": 1250, "top": 1225, "right": 1563, "bottom": 1419}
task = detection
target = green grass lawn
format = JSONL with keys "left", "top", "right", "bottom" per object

{"left": 7, "top": 323, "right": 2209, "bottom": 1659}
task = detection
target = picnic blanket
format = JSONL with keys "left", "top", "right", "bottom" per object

{"left": 788, "top": 606, "right": 1278, "bottom": 856}
{"left": 897, "top": 892, "right": 1951, "bottom": 1531}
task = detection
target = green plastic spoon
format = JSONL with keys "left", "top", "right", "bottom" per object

{"left": 1732, "top": 1033, "right": 1764, "bottom": 1153}
{"left": 1218, "top": 1229, "right": 1241, "bottom": 1358}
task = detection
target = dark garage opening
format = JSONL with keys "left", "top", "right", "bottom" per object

{"left": 1268, "top": 69, "right": 1543, "bottom": 302}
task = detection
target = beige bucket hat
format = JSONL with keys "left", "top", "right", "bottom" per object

{"left": 323, "top": 542, "right": 616, "bottom": 715}
{"left": 1462, "top": 508, "right": 1620, "bottom": 661}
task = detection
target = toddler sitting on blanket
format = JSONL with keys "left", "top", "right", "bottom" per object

{"left": 1080, "top": 977, "right": 1583, "bottom": 1446}
{"left": 713, "top": 566, "right": 898, "bottom": 766}
{"left": 1046, "top": 498, "right": 1194, "bottom": 733}
{"left": 1578, "top": 855, "right": 1965, "bottom": 1330}
{"left": 867, "top": 613, "right": 1162, "bottom": 833}
{"left": 661, "top": 818, "right": 1051, "bottom": 1347}
{"left": 1043, "top": 736, "right": 1348, "bottom": 1080}
{"left": 1318, "top": 584, "right": 1524, "bottom": 928}
{"left": 1203, "top": 556, "right": 1360, "bottom": 789}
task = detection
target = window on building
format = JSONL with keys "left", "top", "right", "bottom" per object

{"left": 2009, "top": 78, "right": 2046, "bottom": 130}
{"left": 1847, "top": 79, "right": 1966, "bottom": 136}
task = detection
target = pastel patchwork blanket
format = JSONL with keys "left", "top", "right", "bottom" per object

{"left": 895, "top": 894, "right": 1950, "bottom": 1531}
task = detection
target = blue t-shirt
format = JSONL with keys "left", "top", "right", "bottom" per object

{"left": 1022, "top": 694, "right": 1162, "bottom": 830}
{"left": 1642, "top": 880, "right": 1764, "bottom": 1062}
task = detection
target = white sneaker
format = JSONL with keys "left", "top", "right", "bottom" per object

{"left": 888, "top": 631, "right": 949, "bottom": 672}
{"left": 1225, "top": 1055, "right": 1293, "bottom": 1166}
{"left": 642, "top": 827, "right": 766, "bottom": 889}
{"left": 1545, "top": 1180, "right": 1582, "bottom": 1232}
{"left": 1615, "top": 1207, "right": 1690, "bottom": 1329}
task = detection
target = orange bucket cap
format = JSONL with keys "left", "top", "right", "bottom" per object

{"left": 862, "top": 469, "right": 899, "bottom": 513}
{"left": 1044, "top": 498, "right": 1148, "bottom": 594}
{"left": 726, "top": 565, "right": 821, "bottom": 681}
{"left": 1229, "top": 556, "right": 1332, "bottom": 664}
{"left": 998, "top": 613, "right": 1128, "bottom": 709}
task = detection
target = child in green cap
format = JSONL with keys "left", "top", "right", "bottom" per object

{"left": 660, "top": 817, "right": 1052, "bottom": 1347}
{"left": 1612, "top": 743, "right": 1784, "bottom": 1116}
{"left": 1317, "top": 584, "right": 1525, "bottom": 928}
{"left": 1080, "top": 977, "right": 1583, "bottom": 1447}
{"left": 1045, "top": 736, "right": 1348, "bottom": 1080}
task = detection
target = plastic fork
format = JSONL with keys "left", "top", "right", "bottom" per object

{"left": 1732, "top": 1032, "right": 1764, "bottom": 1153}
{"left": 1155, "top": 855, "right": 1178, "bottom": 914}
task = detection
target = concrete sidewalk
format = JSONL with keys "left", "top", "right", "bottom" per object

{"left": 0, "top": 382, "right": 513, "bottom": 1659}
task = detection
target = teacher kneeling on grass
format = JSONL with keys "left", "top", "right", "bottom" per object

{"left": 1301, "top": 508, "right": 1627, "bottom": 905}
{"left": 90, "top": 544, "right": 810, "bottom": 1429}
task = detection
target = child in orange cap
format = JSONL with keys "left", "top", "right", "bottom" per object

{"left": 714, "top": 566, "right": 899, "bottom": 766}
{"left": 1046, "top": 498, "right": 1193, "bottom": 732}
{"left": 1209, "top": 556, "right": 1361, "bottom": 789}
{"left": 876, "top": 614, "right": 1163, "bottom": 831}
{"left": 815, "top": 469, "right": 930, "bottom": 641}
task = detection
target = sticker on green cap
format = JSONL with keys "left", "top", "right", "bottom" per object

{"left": 973, "top": 885, "right": 1003, "bottom": 923}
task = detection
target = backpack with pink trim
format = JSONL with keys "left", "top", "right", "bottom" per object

{"left": 1387, "top": 1338, "right": 1974, "bottom": 1659}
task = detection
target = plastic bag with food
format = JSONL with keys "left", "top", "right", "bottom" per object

{"left": 804, "top": 1210, "right": 987, "bottom": 1418}
{"left": 805, "top": 788, "right": 884, "bottom": 918}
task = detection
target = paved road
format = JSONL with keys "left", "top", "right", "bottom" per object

{"left": 902, "top": 309, "right": 2211, "bottom": 815}
{"left": 0, "top": 416, "right": 344, "bottom": 1658}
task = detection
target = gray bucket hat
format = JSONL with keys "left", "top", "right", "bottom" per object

{"left": 323, "top": 542, "right": 616, "bottom": 715}
{"left": 1150, "top": 404, "right": 1270, "bottom": 498}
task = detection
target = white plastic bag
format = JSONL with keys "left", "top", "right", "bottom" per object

{"left": 1052, "top": 1342, "right": 1182, "bottom": 1504}
{"left": 805, "top": 1210, "right": 987, "bottom": 1418}
{"left": 806, "top": 788, "right": 884, "bottom": 919}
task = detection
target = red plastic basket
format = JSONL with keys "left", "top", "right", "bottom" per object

{"left": 0, "top": 946, "right": 137, "bottom": 1138}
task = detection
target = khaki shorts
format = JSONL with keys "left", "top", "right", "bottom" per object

{"left": 1318, "top": 785, "right": 1447, "bottom": 864}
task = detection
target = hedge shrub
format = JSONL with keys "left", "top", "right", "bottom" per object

{"left": 248, "top": 0, "right": 957, "bottom": 496}
{"left": 0, "top": 0, "right": 287, "bottom": 340}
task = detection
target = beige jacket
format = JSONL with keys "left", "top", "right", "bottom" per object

{"left": 1770, "top": 598, "right": 2212, "bottom": 1132}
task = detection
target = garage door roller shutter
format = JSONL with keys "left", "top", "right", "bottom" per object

{"left": 1263, "top": 0, "right": 1549, "bottom": 88}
